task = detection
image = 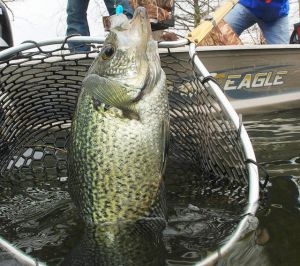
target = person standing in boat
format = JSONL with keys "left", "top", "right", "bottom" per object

{"left": 224, "top": 0, "right": 289, "bottom": 44}
{"left": 66, "top": 0, "right": 134, "bottom": 52}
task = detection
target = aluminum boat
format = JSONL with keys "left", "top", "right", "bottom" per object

{"left": 197, "top": 44, "right": 300, "bottom": 114}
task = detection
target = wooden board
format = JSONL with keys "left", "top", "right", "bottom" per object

{"left": 186, "top": 0, "right": 239, "bottom": 45}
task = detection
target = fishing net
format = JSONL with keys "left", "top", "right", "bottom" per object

{"left": 0, "top": 37, "right": 259, "bottom": 265}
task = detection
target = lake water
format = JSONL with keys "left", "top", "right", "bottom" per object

{"left": 239, "top": 108, "right": 300, "bottom": 266}
{"left": 0, "top": 108, "right": 299, "bottom": 265}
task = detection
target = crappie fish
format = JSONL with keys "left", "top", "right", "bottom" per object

{"left": 68, "top": 7, "right": 169, "bottom": 228}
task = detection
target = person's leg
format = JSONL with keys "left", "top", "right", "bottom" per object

{"left": 66, "top": 0, "right": 90, "bottom": 52}
{"left": 259, "top": 16, "right": 289, "bottom": 44}
{"left": 121, "top": 0, "right": 134, "bottom": 18}
{"left": 224, "top": 3, "right": 257, "bottom": 36}
{"left": 103, "top": 0, "right": 134, "bottom": 18}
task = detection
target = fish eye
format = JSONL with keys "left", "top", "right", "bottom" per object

{"left": 101, "top": 44, "right": 115, "bottom": 60}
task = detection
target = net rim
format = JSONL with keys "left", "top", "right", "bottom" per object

{"left": 0, "top": 36, "right": 260, "bottom": 266}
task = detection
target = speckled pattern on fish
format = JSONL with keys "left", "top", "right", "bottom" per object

{"left": 67, "top": 7, "right": 169, "bottom": 228}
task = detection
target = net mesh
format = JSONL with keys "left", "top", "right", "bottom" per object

{"left": 0, "top": 38, "right": 258, "bottom": 265}
{"left": 161, "top": 51, "right": 247, "bottom": 184}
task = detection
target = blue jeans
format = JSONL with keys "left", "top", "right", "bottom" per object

{"left": 66, "top": 0, "right": 134, "bottom": 52}
{"left": 224, "top": 3, "right": 289, "bottom": 44}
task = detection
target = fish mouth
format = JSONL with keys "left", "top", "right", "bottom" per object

{"left": 132, "top": 6, "right": 148, "bottom": 21}
{"left": 130, "top": 7, "right": 152, "bottom": 43}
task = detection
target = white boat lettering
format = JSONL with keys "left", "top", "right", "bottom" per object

{"left": 213, "top": 71, "right": 288, "bottom": 90}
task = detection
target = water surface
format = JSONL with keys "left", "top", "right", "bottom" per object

{"left": 240, "top": 108, "right": 300, "bottom": 266}
{"left": 0, "top": 108, "right": 299, "bottom": 265}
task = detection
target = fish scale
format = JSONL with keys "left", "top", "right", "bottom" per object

{"left": 69, "top": 92, "right": 167, "bottom": 224}
{"left": 68, "top": 8, "right": 169, "bottom": 232}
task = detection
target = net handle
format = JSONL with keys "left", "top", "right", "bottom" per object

{"left": 0, "top": 236, "right": 46, "bottom": 266}
{"left": 186, "top": 0, "right": 239, "bottom": 45}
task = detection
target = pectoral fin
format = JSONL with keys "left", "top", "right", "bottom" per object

{"left": 83, "top": 74, "right": 132, "bottom": 109}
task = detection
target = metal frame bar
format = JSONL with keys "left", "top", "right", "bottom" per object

{"left": 0, "top": 236, "right": 46, "bottom": 266}
{"left": 189, "top": 42, "right": 260, "bottom": 265}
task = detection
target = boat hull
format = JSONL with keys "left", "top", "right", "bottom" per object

{"left": 160, "top": 44, "right": 300, "bottom": 114}
{"left": 198, "top": 44, "right": 300, "bottom": 114}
